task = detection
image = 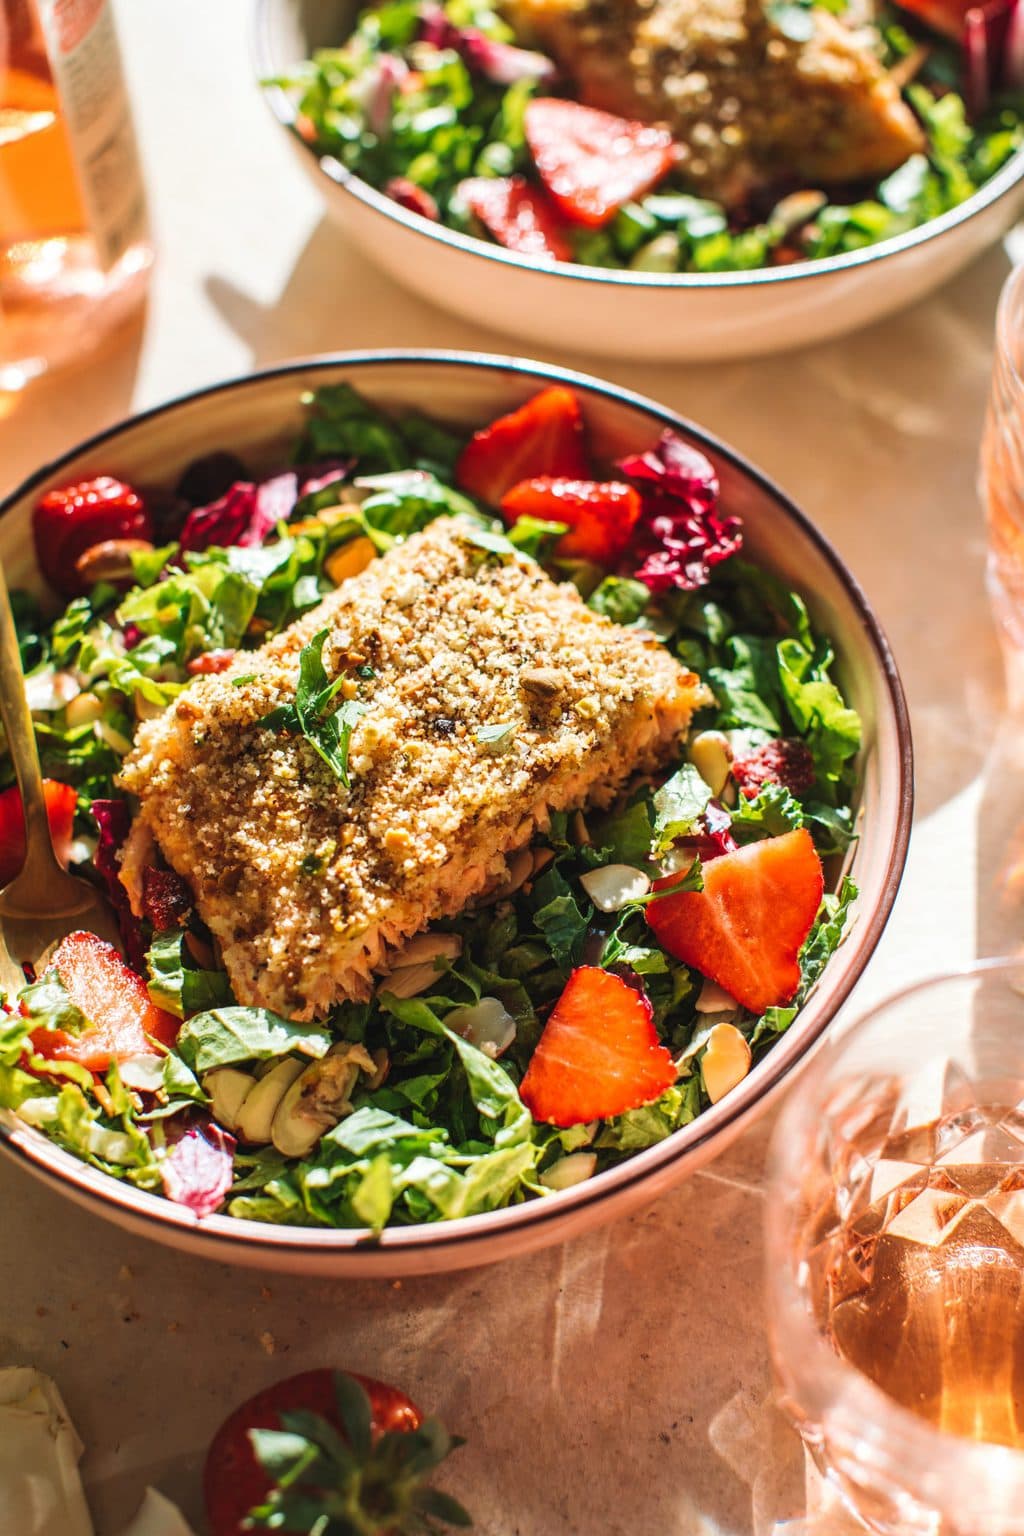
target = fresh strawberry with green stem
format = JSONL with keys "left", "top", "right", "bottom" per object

{"left": 0, "top": 779, "right": 76, "bottom": 888}
{"left": 203, "top": 1368, "right": 470, "bottom": 1536}
{"left": 645, "top": 829, "right": 824, "bottom": 1015}
{"left": 525, "top": 98, "right": 676, "bottom": 228}
{"left": 33, "top": 476, "right": 151, "bottom": 597}
{"left": 501, "top": 475, "right": 642, "bottom": 565}
{"left": 28, "top": 930, "right": 180, "bottom": 1072}
{"left": 460, "top": 175, "right": 571, "bottom": 260}
{"left": 521, "top": 966, "right": 677, "bottom": 1127}
{"left": 456, "top": 386, "right": 590, "bottom": 505}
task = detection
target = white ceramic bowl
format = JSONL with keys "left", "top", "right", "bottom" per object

{"left": 0, "top": 351, "right": 912, "bottom": 1275}
{"left": 253, "top": 0, "right": 1024, "bottom": 362}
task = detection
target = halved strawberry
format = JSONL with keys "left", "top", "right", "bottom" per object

{"left": 501, "top": 476, "right": 641, "bottom": 565}
{"left": 30, "top": 931, "right": 180, "bottom": 1072}
{"left": 33, "top": 476, "right": 151, "bottom": 597}
{"left": 460, "top": 175, "right": 572, "bottom": 260}
{"left": 521, "top": 966, "right": 677, "bottom": 1127}
{"left": 525, "top": 98, "right": 676, "bottom": 228}
{"left": 0, "top": 779, "right": 76, "bottom": 888}
{"left": 456, "top": 386, "right": 590, "bottom": 505}
{"left": 645, "top": 830, "right": 824, "bottom": 1015}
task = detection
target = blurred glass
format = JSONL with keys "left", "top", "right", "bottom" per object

{"left": 766, "top": 960, "right": 1024, "bottom": 1536}
{"left": 983, "top": 265, "right": 1024, "bottom": 651}
{"left": 0, "top": 0, "right": 152, "bottom": 391}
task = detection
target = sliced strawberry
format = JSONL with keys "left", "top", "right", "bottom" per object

{"left": 33, "top": 476, "right": 151, "bottom": 597}
{"left": 460, "top": 175, "right": 572, "bottom": 260}
{"left": 456, "top": 386, "right": 590, "bottom": 505}
{"left": 0, "top": 779, "right": 76, "bottom": 888}
{"left": 521, "top": 966, "right": 677, "bottom": 1127}
{"left": 525, "top": 98, "right": 676, "bottom": 228}
{"left": 645, "top": 830, "right": 824, "bottom": 1016}
{"left": 501, "top": 476, "right": 642, "bottom": 565}
{"left": 385, "top": 175, "right": 440, "bottom": 222}
{"left": 30, "top": 931, "right": 180, "bottom": 1071}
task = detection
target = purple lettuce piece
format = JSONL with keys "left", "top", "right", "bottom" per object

{"left": 296, "top": 462, "right": 353, "bottom": 501}
{"left": 363, "top": 52, "right": 409, "bottom": 137}
{"left": 681, "top": 799, "right": 738, "bottom": 862}
{"left": 91, "top": 799, "right": 147, "bottom": 971}
{"left": 962, "top": 0, "right": 1024, "bottom": 114}
{"left": 121, "top": 622, "right": 144, "bottom": 651}
{"left": 178, "top": 472, "right": 298, "bottom": 554}
{"left": 419, "top": 4, "right": 556, "bottom": 84}
{"left": 617, "top": 430, "right": 742, "bottom": 594}
{"left": 161, "top": 1120, "right": 236, "bottom": 1219}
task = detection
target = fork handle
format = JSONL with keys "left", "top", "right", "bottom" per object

{"left": 0, "top": 560, "right": 64, "bottom": 886}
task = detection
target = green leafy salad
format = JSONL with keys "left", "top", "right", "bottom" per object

{"left": 0, "top": 381, "right": 861, "bottom": 1230}
{"left": 269, "top": 0, "right": 1024, "bottom": 275}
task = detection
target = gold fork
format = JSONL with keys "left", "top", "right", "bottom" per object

{"left": 0, "top": 559, "right": 121, "bottom": 1000}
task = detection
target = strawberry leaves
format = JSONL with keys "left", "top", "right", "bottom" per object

{"left": 244, "top": 1371, "right": 471, "bottom": 1536}
{"left": 258, "top": 628, "right": 368, "bottom": 786}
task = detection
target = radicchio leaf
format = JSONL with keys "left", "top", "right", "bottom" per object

{"left": 161, "top": 1119, "right": 236, "bottom": 1219}
{"left": 419, "top": 4, "right": 557, "bottom": 84}
{"left": 178, "top": 473, "right": 298, "bottom": 554}
{"left": 953, "top": 0, "right": 1024, "bottom": 115}
{"left": 91, "top": 799, "right": 147, "bottom": 971}
{"left": 617, "top": 431, "right": 742, "bottom": 593}
{"left": 358, "top": 52, "right": 409, "bottom": 138}
{"left": 681, "top": 800, "right": 738, "bottom": 861}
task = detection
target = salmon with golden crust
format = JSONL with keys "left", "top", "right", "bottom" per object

{"left": 505, "top": 0, "right": 924, "bottom": 204}
{"left": 118, "top": 517, "right": 709, "bottom": 1020}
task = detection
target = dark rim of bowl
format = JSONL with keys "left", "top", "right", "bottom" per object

{"left": 251, "top": 0, "right": 1024, "bottom": 292}
{"left": 0, "top": 349, "right": 914, "bottom": 1262}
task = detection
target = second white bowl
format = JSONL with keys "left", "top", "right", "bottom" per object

{"left": 253, "top": 0, "right": 1024, "bottom": 362}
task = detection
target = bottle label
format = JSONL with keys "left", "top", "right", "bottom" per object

{"left": 36, "top": 0, "right": 147, "bottom": 272}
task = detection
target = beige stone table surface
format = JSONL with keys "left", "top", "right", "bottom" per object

{"left": 0, "top": 1, "right": 1021, "bottom": 1531}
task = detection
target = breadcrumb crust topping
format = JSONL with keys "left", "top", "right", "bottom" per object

{"left": 119, "top": 517, "right": 707, "bottom": 1018}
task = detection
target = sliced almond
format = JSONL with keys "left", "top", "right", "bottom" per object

{"left": 689, "top": 730, "right": 732, "bottom": 798}
{"left": 271, "top": 1043, "right": 376, "bottom": 1158}
{"left": 234, "top": 1059, "right": 304, "bottom": 1144}
{"left": 377, "top": 962, "right": 443, "bottom": 999}
{"left": 580, "top": 863, "right": 651, "bottom": 913}
{"left": 64, "top": 692, "right": 103, "bottom": 729}
{"left": 541, "top": 1152, "right": 598, "bottom": 1191}
{"left": 478, "top": 848, "right": 533, "bottom": 906}
{"left": 701, "top": 1023, "right": 752, "bottom": 1105}
{"left": 446, "top": 996, "right": 517, "bottom": 1059}
{"left": 384, "top": 932, "right": 462, "bottom": 970}
{"left": 695, "top": 979, "right": 740, "bottom": 1014}
{"left": 204, "top": 1068, "right": 258, "bottom": 1132}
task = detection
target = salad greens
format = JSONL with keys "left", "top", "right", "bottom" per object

{"left": 270, "top": 0, "right": 1024, "bottom": 275}
{"left": 1, "top": 382, "right": 862, "bottom": 1231}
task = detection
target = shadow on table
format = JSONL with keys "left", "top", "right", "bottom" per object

{"left": 0, "top": 310, "right": 146, "bottom": 498}
{"left": 2, "top": 1116, "right": 793, "bottom": 1536}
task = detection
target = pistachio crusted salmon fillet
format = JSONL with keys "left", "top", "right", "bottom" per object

{"left": 118, "top": 516, "right": 709, "bottom": 1020}
{"left": 506, "top": 0, "right": 924, "bottom": 204}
